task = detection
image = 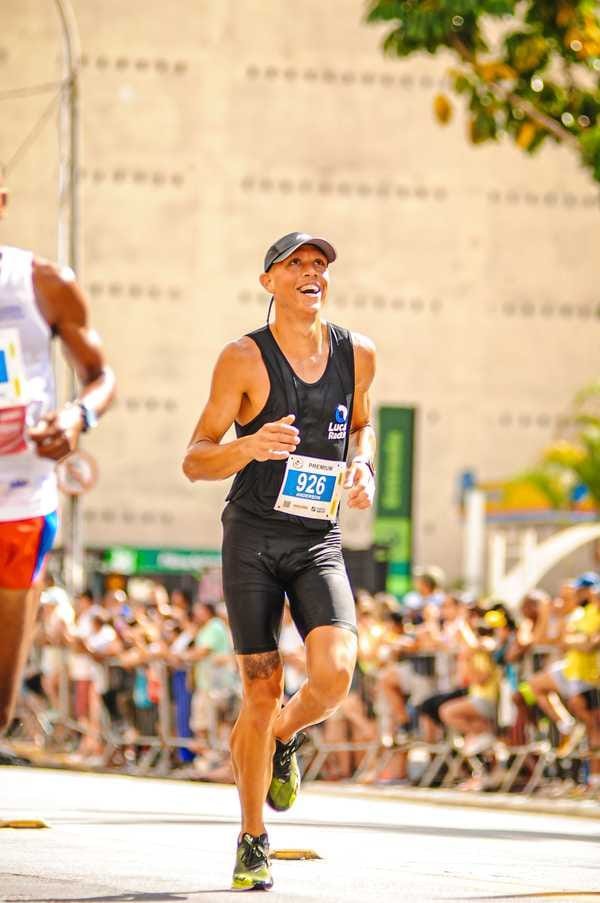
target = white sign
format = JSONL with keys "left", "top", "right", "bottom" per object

{"left": 274, "top": 454, "right": 346, "bottom": 521}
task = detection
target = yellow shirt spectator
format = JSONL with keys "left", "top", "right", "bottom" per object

{"left": 469, "top": 650, "right": 501, "bottom": 703}
{"left": 563, "top": 603, "right": 600, "bottom": 684}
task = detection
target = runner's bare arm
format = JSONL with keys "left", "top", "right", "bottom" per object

{"left": 28, "top": 259, "right": 116, "bottom": 461}
{"left": 182, "top": 339, "right": 300, "bottom": 482}
{"left": 344, "top": 333, "right": 376, "bottom": 510}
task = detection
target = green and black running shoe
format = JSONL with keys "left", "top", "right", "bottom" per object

{"left": 231, "top": 832, "right": 272, "bottom": 891}
{"left": 266, "top": 731, "right": 307, "bottom": 812}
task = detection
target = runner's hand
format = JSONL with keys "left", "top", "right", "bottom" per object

{"left": 344, "top": 461, "right": 375, "bottom": 509}
{"left": 250, "top": 414, "right": 300, "bottom": 461}
{"left": 28, "top": 404, "right": 83, "bottom": 461}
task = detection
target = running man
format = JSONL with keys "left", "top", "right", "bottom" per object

{"left": 0, "top": 181, "right": 115, "bottom": 736}
{"left": 183, "top": 231, "right": 376, "bottom": 890}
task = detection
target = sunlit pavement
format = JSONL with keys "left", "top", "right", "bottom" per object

{"left": 1, "top": 767, "right": 599, "bottom": 902}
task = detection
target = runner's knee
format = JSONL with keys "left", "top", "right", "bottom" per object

{"left": 308, "top": 661, "right": 353, "bottom": 710}
{"left": 241, "top": 688, "right": 283, "bottom": 731}
{"left": 238, "top": 652, "right": 284, "bottom": 729}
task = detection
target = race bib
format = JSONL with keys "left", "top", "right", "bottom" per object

{"left": 0, "top": 330, "right": 28, "bottom": 454}
{"left": 274, "top": 454, "right": 346, "bottom": 521}
{"left": 0, "top": 406, "right": 28, "bottom": 454}
{"left": 0, "top": 329, "right": 27, "bottom": 408}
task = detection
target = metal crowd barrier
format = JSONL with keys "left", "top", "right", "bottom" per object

{"left": 13, "top": 653, "right": 239, "bottom": 777}
{"left": 301, "top": 647, "right": 600, "bottom": 796}
{"left": 10, "top": 645, "right": 600, "bottom": 796}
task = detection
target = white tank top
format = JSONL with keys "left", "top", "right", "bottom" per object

{"left": 0, "top": 246, "right": 58, "bottom": 521}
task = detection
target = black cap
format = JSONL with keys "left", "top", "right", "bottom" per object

{"left": 264, "top": 232, "right": 337, "bottom": 272}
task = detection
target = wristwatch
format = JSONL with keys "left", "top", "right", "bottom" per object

{"left": 78, "top": 401, "right": 98, "bottom": 433}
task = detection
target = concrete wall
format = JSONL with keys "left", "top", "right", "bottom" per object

{"left": 2, "top": 1, "right": 599, "bottom": 580}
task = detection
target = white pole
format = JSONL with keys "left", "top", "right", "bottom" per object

{"left": 53, "top": 0, "right": 83, "bottom": 597}
{"left": 521, "top": 527, "right": 538, "bottom": 589}
{"left": 488, "top": 529, "right": 507, "bottom": 597}
{"left": 463, "top": 488, "right": 486, "bottom": 596}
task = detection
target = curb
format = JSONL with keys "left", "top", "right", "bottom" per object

{"left": 305, "top": 781, "right": 600, "bottom": 821}
{"left": 7, "top": 744, "right": 600, "bottom": 821}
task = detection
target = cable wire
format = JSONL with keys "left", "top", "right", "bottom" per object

{"left": 1, "top": 89, "right": 63, "bottom": 176}
{"left": 0, "top": 79, "right": 68, "bottom": 103}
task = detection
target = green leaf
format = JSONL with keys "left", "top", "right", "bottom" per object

{"left": 366, "top": 0, "right": 600, "bottom": 185}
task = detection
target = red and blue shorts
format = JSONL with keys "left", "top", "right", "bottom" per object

{"left": 0, "top": 512, "right": 58, "bottom": 590}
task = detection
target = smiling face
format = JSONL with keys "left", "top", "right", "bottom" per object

{"left": 259, "top": 243, "right": 330, "bottom": 319}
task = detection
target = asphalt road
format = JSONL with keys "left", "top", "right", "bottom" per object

{"left": 1, "top": 767, "right": 599, "bottom": 902}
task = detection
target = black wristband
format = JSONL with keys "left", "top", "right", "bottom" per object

{"left": 353, "top": 458, "right": 375, "bottom": 478}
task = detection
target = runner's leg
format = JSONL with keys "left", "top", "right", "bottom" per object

{"left": 231, "top": 651, "right": 284, "bottom": 837}
{"left": 273, "top": 625, "right": 357, "bottom": 742}
{"left": 0, "top": 587, "right": 39, "bottom": 733}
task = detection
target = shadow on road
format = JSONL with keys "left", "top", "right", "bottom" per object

{"left": 441, "top": 893, "right": 600, "bottom": 901}
{"left": 47, "top": 810, "right": 600, "bottom": 846}
{"left": 5, "top": 892, "right": 238, "bottom": 902}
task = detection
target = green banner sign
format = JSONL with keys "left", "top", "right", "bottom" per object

{"left": 103, "top": 546, "right": 221, "bottom": 575}
{"left": 374, "top": 406, "right": 415, "bottom": 598}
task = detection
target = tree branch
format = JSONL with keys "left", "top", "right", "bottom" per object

{"left": 449, "top": 34, "right": 578, "bottom": 148}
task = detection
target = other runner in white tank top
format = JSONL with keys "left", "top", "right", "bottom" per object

{"left": 0, "top": 245, "right": 59, "bottom": 520}
{"left": 0, "top": 181, "right": 115, "bottom": 738}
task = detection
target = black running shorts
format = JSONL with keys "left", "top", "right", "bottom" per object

{"left": 221, "top": 503, "right": 357, "bottom": 655}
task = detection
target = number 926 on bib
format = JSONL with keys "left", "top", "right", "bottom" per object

{"left": 274, "top": 454, "right": 346, "bottom": 521}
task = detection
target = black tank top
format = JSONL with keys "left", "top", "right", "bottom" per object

{"left": 226, "top": 322, "right": 355, "bottom": 530}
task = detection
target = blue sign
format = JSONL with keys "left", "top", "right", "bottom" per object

{"left": 0, "top": 350, "right": 8, "bottom": 383}
{"left": 282, "top": 469, "right": 337, "bottom": 502}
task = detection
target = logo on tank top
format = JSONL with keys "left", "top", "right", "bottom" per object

{"left": 328, "top": 404, "right": 348, "bottom": 441}
{"left": 0, "top": 305, "right": 24, "bottom": 323}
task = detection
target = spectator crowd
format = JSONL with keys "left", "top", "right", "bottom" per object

{"left": 9, "top": 563, "right": 600, "bottom": 796}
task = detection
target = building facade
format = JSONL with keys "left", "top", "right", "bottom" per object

{"left": 2, "top": 0, "right": 598, "bottom": 583}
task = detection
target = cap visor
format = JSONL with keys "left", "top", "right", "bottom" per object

{"left": 271, "top": 237, "right": 336, "bottom": 268}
